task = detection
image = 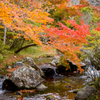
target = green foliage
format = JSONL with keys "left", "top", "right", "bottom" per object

{"left": 0, "top": 43, "right": 10, "bottom": 63}
{"left": 10, "top": 36, "right": 25, "bottom": 51}
{"left": 51, "top": 8, "right": 65, "bottom": 22}
{"left": 92, "top": 17, "right": 100, "bottom": 23}
{"left": 81, "top": 29, "right": 100, "bottom": 69}
{"left": 81, "top": 6, "right": 99, "bottom": 29}
{"left": 94, "top": 77, "right": 100, "bottom": 89}
{"left": 0, "top": 54, "right": 3, "bottom": 62}
{"left": 6, "top": 31, "right": 17, "bottom": 45}
{"left": 81, "top": 7, "right": 92, "bottom": 13}
{"left": 19, "top": 46, "right": 56, "bottom": 58}
{"left": 88, "top": 94, "right": 99, "bottom": 100}
{"left": 0, "top": 29, "right": 15, "bottom": 62}
{"left": 23, "top": 19, "right": 42, "bottom": 26}
{"left": 58, "top": 56, "right": 70, "bottom": 69}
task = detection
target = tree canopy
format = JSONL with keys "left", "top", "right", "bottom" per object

{"left": 0, "top": 0, "right": 100, "bottom": 72}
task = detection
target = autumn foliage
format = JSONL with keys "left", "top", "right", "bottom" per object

{"left": 45, "top": 20, "right": 90, "bottom": 72}
{"left": 1, "top": 0, "right": 100, "bottom": 72}
{"left": 0, "top": 0, "right": 53, "bottom": 45}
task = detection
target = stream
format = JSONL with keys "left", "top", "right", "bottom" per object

{"left": 0, "top": 71, "right": 91, "bottom": 100}
{"left": 0, "top": 57, "right": 94, "bottom": 100}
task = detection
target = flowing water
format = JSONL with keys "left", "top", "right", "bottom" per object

{"left": 0, "top": 72, "right": 91, "bottom": 100}
{"left": 0, "top": 57, "right": 97, "bottom": 100}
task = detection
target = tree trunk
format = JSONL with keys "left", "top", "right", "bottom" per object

{"left": 15, "top": 43, "right": 37, "bottom": 53}
{"left": 3, "top": 25, "right": 7, "bottom": 44}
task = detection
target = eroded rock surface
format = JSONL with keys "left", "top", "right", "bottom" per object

{"left": 10, "top": 65, "right": 44, "bottom": 89}
{"left": 22, "top": 57, "right": 44, "bottom": 77}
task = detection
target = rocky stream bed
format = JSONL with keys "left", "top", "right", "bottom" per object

{"left": 0, "top": 72, "right": 91, "bottom": 100}
{"left": 0, "top": 57, "right": 99, "bottom": 100}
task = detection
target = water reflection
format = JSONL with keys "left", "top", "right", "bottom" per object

{"left": 0, "top": 74, "right": 89, "bottom": 100}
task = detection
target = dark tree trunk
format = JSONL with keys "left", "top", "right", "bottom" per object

{"left": 15, "top": 43, "right": 37, "bottom": 53}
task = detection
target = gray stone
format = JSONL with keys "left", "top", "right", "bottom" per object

{"left": 10, "top": 65, "right": 44, "bottom": 89}
{"left": 36, "top": 83, "right": 47, "bottom": 91}
{"left": 8, "top": 66, "right": 12, "bottom": 69}
{"left": 88, "top": 0, "right": 100, "bottom": 7}
{"left": 22, "top": 57, "right": 44, "bottom": 77}
{"left": 12, "top": 62, "right": 24, "bottom": 68}
{"left": 50, "top": 56, "right": 60, "bottom": 66}
{"left": 22, "top": 57, "right": 35, "bottom": 66}
{"left": 74, "top": 85, "right": 98, "bottom": 100}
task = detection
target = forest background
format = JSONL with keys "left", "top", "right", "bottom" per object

{"left": 0, "top": 0, "right": 100, "bottom": 73}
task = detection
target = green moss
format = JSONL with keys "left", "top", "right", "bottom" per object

{"left": 81, "top": 7, "right": 92, "bottom": 13}
{"left": 18, "top": 46, "right": 56, "bottom": 59}
{"left": 88, "top": 94, "right": 99, "bottom": 100}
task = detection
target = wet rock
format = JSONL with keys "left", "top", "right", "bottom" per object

{"left": 12, "top": 62, "right": 24, "bottom": 68}
{"left": 41, "top": 64, "right": 57, "bottom": 78}
{"left": 9, "top": 65, "right": 44, "bottom": 89}
{"left": 50, "top": 56, "right": 60, "bottom": 66}
{"left": 68, "top": 60, "right": 78, "bottom": 72}
{"left": 56, "top": 64, "right": 67, "bottom": 74}
{"left": 2, "top": 79, "right": 18, "bottom": 91}
{"left": 36, "top": 83, "right": 47, "bottom": 91}
{"left": 74, "top": 85, "right": 98, "bottom": 100}
{"left": 42, "top": 67, "right": 55, "bottom": 77}
{"left": 51, "top": 56, "right": 86, "bottom": 74}
{"left": 56, "top": 62, "right": 78, "bottom": 74}
{"left": 22, "top": 57, "right": 44, "bottom": 77}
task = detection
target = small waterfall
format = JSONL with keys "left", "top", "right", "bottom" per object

{"left": 0, "top": 75, "right": 7, "bottom": 94}
{"left": 83, "top": 58, "right": 100, "bottom": 81}
{"left": 85, "top": 66, "right": 100, "bottom": 81}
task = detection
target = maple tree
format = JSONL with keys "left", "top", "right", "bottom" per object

{"left": 0, "top": 0, "right": 53, "bottom": 45}
{"left": 45, "top": 20, "right": 91, "bottom": 72}
{"left": 1, "top": 0, "right": 99, "bottom": 73}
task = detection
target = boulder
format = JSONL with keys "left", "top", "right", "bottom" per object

{"left": 51, "top": 56, "right": 86, "bottom": 74}
{"left": 9, "top": 65, "right": 44, "bottom": 89}
{"left": 22, "top": 57, "right": 44, "bottom": 77}
{"left": 2, "top": 79, "right": 18, "bottom": 91}
{"left": 74, "top": 85, "right": 98, "bottom": 100}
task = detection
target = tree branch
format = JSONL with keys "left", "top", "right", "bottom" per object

{"left": 15, "top": 43, "right": 37, "bottom": 53}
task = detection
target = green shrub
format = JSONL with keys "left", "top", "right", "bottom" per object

{"left": 81, "top": 29, "right": 100, "bottom": 69}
